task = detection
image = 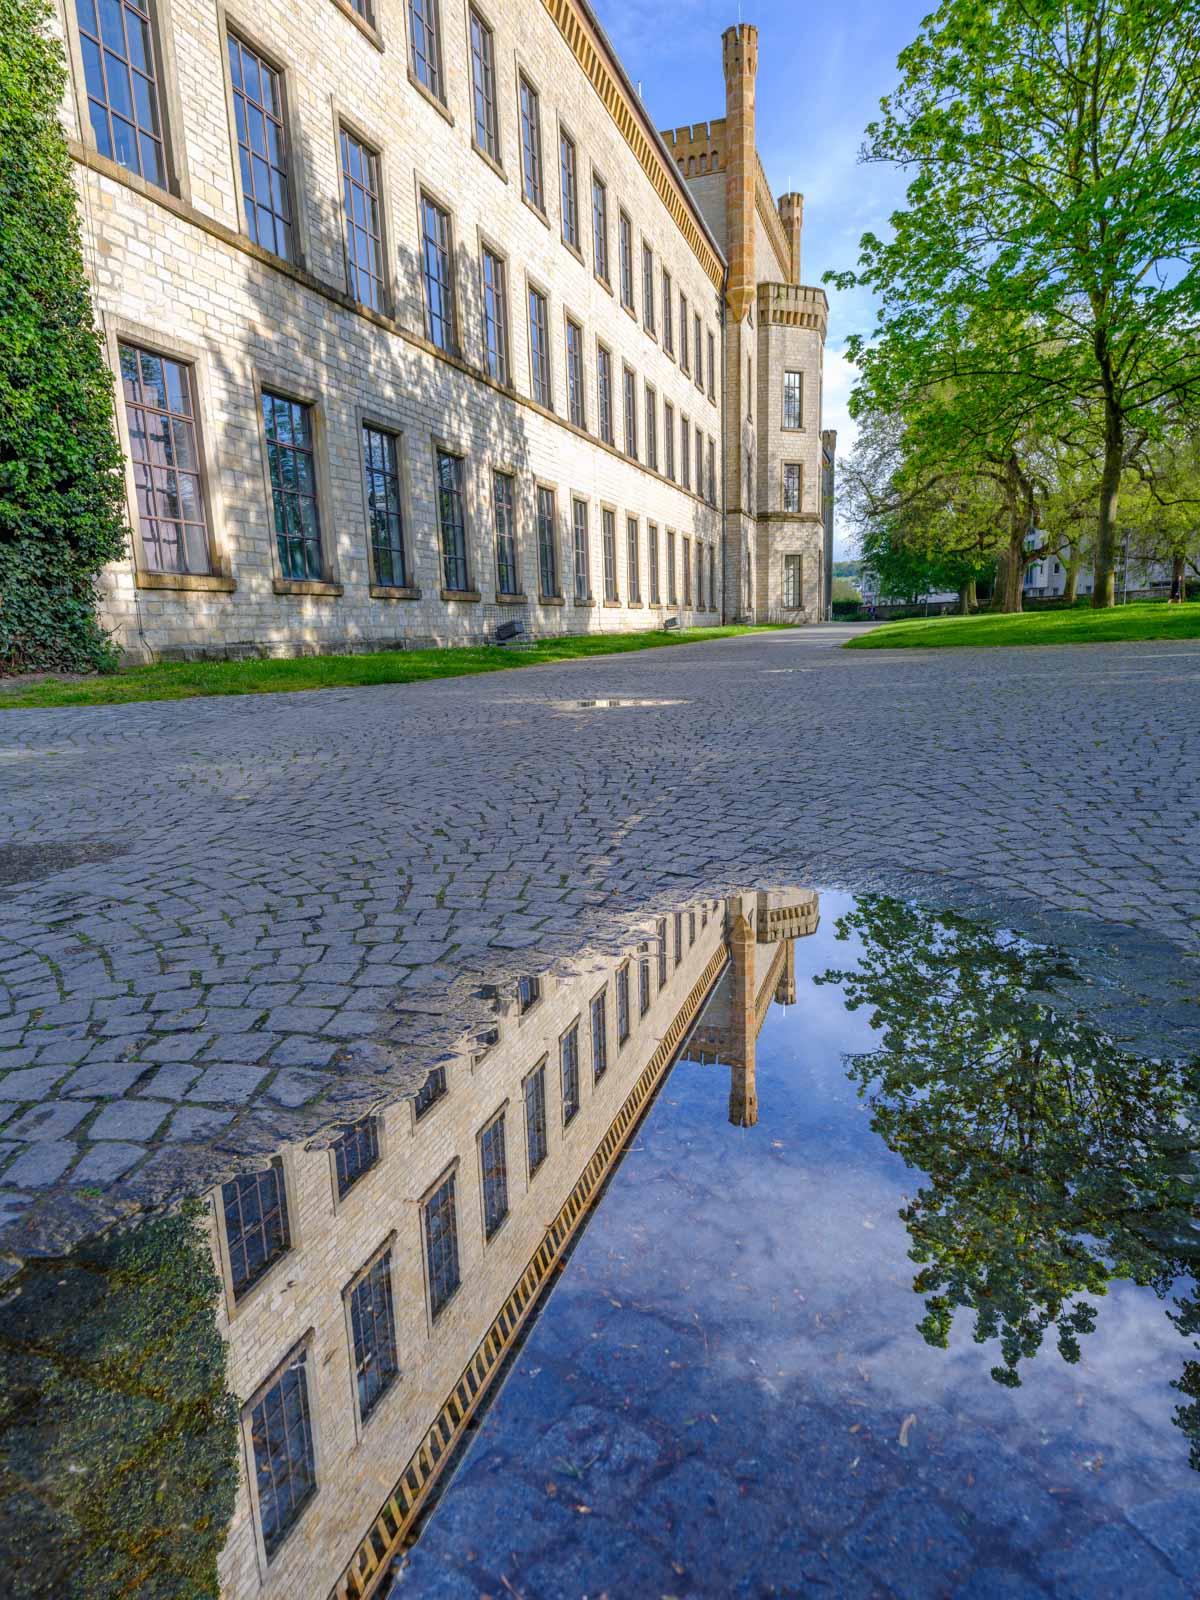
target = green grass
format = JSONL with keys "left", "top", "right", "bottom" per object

{"left": 0, "top": 626, "right": 782, "bottom": 710}
{"left": 845, "top": 600, "right": 1200, "bottom": 651}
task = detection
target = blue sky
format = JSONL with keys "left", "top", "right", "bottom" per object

{"left": 592, "top": 0, "right": 932, "bottom": 551}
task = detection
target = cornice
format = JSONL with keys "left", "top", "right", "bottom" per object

{"left": 756, "top": 281, "right": 829, "bottom": 339}
{"left": 546, "top": 0, "right": 726, "bottom": 294}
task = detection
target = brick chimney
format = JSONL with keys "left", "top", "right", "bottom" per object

{"left": 779, "top": 191, "right": 803, "bottom": 285}
{"left": 722, "top": 23, "right": 758, "bottom": 321}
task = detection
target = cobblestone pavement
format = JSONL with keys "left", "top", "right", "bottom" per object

{"left": 1, "top": 626, "right": 1198, "bottom": 1265}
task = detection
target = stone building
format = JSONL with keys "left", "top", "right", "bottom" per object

{"left": 202, "top": 888, "right": 818, "bottom": 1599}
{"left": 51, "top": 0, "right": 732, "bottom": 660}
{"left": 663, "top": 24, "right": 833, "bottom": 623}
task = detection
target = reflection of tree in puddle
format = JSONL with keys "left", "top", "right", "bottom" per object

{"left": 816, "top": 896, "right": 1200, "bottom": 1461}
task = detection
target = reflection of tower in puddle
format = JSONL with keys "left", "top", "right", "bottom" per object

{"left": 689, "top": 890, "right": 819, "bottom": 1127}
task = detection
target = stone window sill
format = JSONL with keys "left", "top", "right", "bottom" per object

{"left": 628, "top": 600, "right": 644, "bottom": 609}
{"left": 574, "top": 597, "right": 595, "bottom": 608}
{"left": 521, "top": 192, "right": 551, "bottom": 229}
{"left": 328, "top": 0, "right": 384, "bottom": 50}
{"left": 273, "top": 579, "right": 344, "bottom": 598}
{"left": 135, "top": 571, "right": 236, "bottom": 594}
{"left": 472, "top": 142, "right": 508, "bottom": 184}
{"left": 408, "top": 71, "right": 454, "bottom": 125}
{"left": 495, "top": 592, "right": 528, "bottom": 605}
{"left": 441, "top": 588, "right": 482, "bottom": 602}
{"left": 539, "top": 594, "right": 565, "bottom": 606}
{"left": 602, "top": 599, "right": 622, "bottom": 609}
{"left": 369, "top": 584, "right": 421, "bottom": 600}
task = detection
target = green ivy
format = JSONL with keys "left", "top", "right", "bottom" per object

{"left": 0, "top": 0, "right": 130, "bottom": 673}
{"left": 0, "top": 1202, "right": 239, "bottom": 1598}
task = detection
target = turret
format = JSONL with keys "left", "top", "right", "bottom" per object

{"left": 722, "top": 24, "right": 758, "bottom": 322}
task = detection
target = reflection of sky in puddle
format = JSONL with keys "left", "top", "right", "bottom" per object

{"left": 393, "top": 892, "right": 1200, "bottom": 1599}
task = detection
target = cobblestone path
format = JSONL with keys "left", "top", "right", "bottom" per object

{"left": 1, "top": 627, "right": 1198, "bottom": 1263}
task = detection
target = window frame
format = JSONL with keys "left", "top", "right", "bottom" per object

{"left": 571, "top": 496, "right": 592, "bottom": 603}
{"left": 68, "top": 0, "right": 185, "bottom": 197}
{"left": 644, "top": 383, "right": 657, "bottom": 473}
{"left": 693, "top": 312, "right": 704, "bottom": 391}
{"left": 517, "top": 70, "right": 546, "bottom": 216}
{"left": 616, "top": 961, "right": 630, "bottom": 1045}
{"left": 783, "top": 552, "right": 804, "bottom": 609}
{"left": 358, "top": 413, "right": 414, "bottom": 596}
{"left": 406, "top": 0, "right": 446, "bottom": 107}
{"left": 221, "top": 25, "right": 304, "bottom": 266}
{"left": 590, "top": 986, "right": 608, "bottom": 1082}
{"left": 526, "top": 277, "right": 553, "bottom": 409}
{"left": 641, "top": 239, "right": 656, "bottom": 335}
{"left": 622, "top": 364, "right": 637, "bottom": 461}
{"left": 253, "top": 375, "right": 338, "bottom": 594}
{"left": 559, "top": 1018, "right": 582, "bottom": 1127}
{"left": 679, "top": 291, "right": 689, "bottom": 373}
{"left": 782, "top": 461, "right": 803, "bottom": 514}
{"left": 432, "top": 440, "right": 475, "bottom": 595}
{"left": 493, "top": 467, "right": 521, "bottom": 598}
{"left": 342, "top": 1237, "right": 401, "bottom": 1432}
{"left": 596, "top": 341, "right": 614, "bottom": 446}
{"left": 783, "top": 370, "right": 804, "bottom": 431}
{"left": 564, "top": 313, "right": 586, "bottom": 430}
{"left": 558, "top": 121, "right": 582, "bottom": 255}
{"left": 479, "top": 236, "right": 512, "bottom": 387}
{"left": 535, "top": 480, "right": 561, "bottom": 600}
{"left": 647, "top": 522, "right": 660, "bottom": 605}
{"left": 601, "top": 504, "right": 618, "bottom": 603}
{"left": 709, "top": 330, "right": 717, "bottom": 402}
{"left": 618, "top": 210, "right": 635, "bottom": 314}
{"left": 467, "top": 4, "right": 502, "bottom": 168}
{"left": 336, "top": 113, "right": 390, "bottom": 314}
{"left": 663, "top": 400, "right": 675, "bottom": 482}
{"left": 626, "top": 515, "right": 641, "bottom": 604}
{"left": 420, "top": 1161, "right": 462, "bottom": 1324}
{"left": 662, "top": 268, "right": 674, "bottom": 356}
{"left": 523, "top": 1057, "right": 550, "bottom": 1180}
{"left": 241, "top": 1336, "right": 319, "bottom": 1567}
{"left": 477, "top": 1104, "right": 511, "bottom": 1242}
{"left": 418, "top": 186, "right": 458, "bottom": 355}
{"left": 109, "top": 324, "right": 228, "bottom": 590}
{"left": 215, "top": 1155, "right": 294, "bottom": 1312}
{"left": 329, "top": 1114, "right": 384, "bottom": 1205}
{"left": 591, "top": 167, "right": 611, "bottom": 287}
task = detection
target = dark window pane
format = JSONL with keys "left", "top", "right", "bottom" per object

{"left": 423, "top": 1172, "right": 460, "bottom": 1317}
{"left": 250, "top": 1350, "right": 317, "bottom": 1556}
{"left": 480, "top": 1114, "right": 509, "bottom": 1239}
{"left": 350, "top": 1253, "right": 399, "bottom": 1421}
{"left": 222, "top": 1164, "right": 290, "bottom": 1299}
{"left": 334, "top": 1117, "right": 380, "bottom": 1197}
{"left": 118, "top": 343, "right": 211, "bottom": 575}
{"left": 228, "top": 35, "right": 292, "bottom": 260}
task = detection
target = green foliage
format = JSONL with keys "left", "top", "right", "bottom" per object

{"left": 860, "top": 519, "right": 991, "bottom": 604}
{"left": 831, "top": 577, "right": 861, "bottom": 602}
{"left": 831, "top": 598, "right": 863, "bottom": 619}
{"left": 816, "top": 898, "right": 1200, "bottom": 1407}
{"left": 0, "top": 0, "right": 129, "bottom": 673}
{"left": 0, "top": 626, "right": 784, "bottom": 709}
{"left": 845, "top": 597, "right": 1200, "bottom": 648}
{"left": 0, "top": 1202, "right": 239, "bottom": 1599}
{"left": 830, "top": 0, "right": 1200, "bottom": 607}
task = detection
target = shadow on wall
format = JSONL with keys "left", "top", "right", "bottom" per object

{"left": 184, "top": 115, "right": 623, "bottom": 664}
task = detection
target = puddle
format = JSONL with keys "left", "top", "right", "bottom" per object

{"left": 3, "top": 890, "right": 1199, "bottom": 1599}
{"left": 551, "top": 698, "right": 687, "bottom": 711}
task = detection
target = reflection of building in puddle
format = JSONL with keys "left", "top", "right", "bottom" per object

{"left": 209, "top": 890, "right": 819, "bottom": 1599}
{"left": 689, "top": 890, "right": 819, "bottom": 1126}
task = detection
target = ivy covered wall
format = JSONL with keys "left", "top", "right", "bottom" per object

{"left": 0, "top": 0, "right": 130, "bottom": 672}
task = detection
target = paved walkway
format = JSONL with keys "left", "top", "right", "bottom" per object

{"left": 1, "top": 627, "right": 1198, "bottom": 1263}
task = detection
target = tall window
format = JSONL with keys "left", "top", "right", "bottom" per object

{"left": 662, "top": 270, "right": 674, "bottom": 353}
{"left": 638, "top": 945, "right": 651, "bottom": 1015}
{"left": 708, "top": 437, "right": 717, "bottom": 504}
{"left": 420, "top": 195, "right": 454, "bottom": 352}
{"left": 709, "top": 546, "right": 717, "bottom": 614}
{"left": 784, "top": 553, "right": 803, "bottom": 608}
{"left": 349, "top": 1252, "right": 399, "bottom": 1422}
{"left": 590, "top": 990, "right": 608, "bottom": 1082}
{"left": 481, "top": 248, "right": 509, "bottom": 384}
{"left": 222, "top": 1164, "right": 290, "bottom": 1300}
{"left": 480, "top": 1112, "right": 509, "bottom": 1239}
{"left": 528, "top": 287, "right": 551, "bottom": 407}
{"left": 469, "top": 9, "right": 498, "bottom": 158}
{"left": 783, "top": 370, "right": 803, "bottom": 429}
{"left": 519, "top": 77, "right": 543, "bottom": 209}
{"left": 695, "top": 424, "right": 704, "bottom": 495}
{"left": 536, "top": 484, "right": 559, "bottom": 598}
{"left": 618, "top": 212, "right": 634, "bottom": 310}
{"left": 597, "top": 344, "right": 614, "bottom": 445}
{"left": 560, "top": 1024, "right": 580, "bottom": 1125}
{"left": 340, "top": 128, "right": 384, "bottom": 310}
{"left": 560, "top": 131, "right": 580, "bottom": 249}
{"left": 626, "top": 517, "right": 641, "bottom": 603}
{"left": 683, "top": 538, "right": 692, "bottom": 606}
{"left": 667, "top": 529, "right": 677, "bottom": 603}
{"left": 647, "top": 523, "right": 660, "bottom": 604}
{"left": 694, "top": 313, "right": 703, "bottom": 389}
{"left": 642, "top": 243, "right": 655, "bottom": 333}
{"left": 622, "top": 366, "right": 637, "bottom": 459}
{"left": 656, "top": 918, "right": 668, "bottom": 985}
{"left": 518, "top": 975, "right": 541, "bottom": 1012}
{"left": 228, "top": 36, "right": 293, "bottom": 260}
{"left": 494, "top": 471, "right": 518, "bottom": 594}
{"left": 696, "top": 543, "right": 705, "bottom": 610}
{"left": 250, "top": 1350, "right": 316, "bottom": 1557}
{"left": 422, "top": 1171, "right": 460, "bottom": 1318}
{"left": 525, "top": 1064, "right": 548, "bottom": 1176}
{"left": 679, "top": 292, "right": 689, "bottom": 372}
{"left": 592, "top": 175, "right": 609, "bottom": 281}
{"left": 262, "top": 392, "right": 322, "bottom": 581}
{"left": 664, "top": 402, "right": 675, "bottom": 481}
{"left": 436, "top": 450, "right": 468, "bottom": 590}
{"left": 363, "top": 425, "right": 406, "bottom": 588}
{"left": 407, "top": 0, "right": 443, "bottom": 99}
{"left": 79, "top": 0, "right": 166, "bottom": 186}
{"left": 644, "top": 387, "right": 657, "bottom": 471}
{"left": 414, "top": 1065, "right": 447, "bottom": 1118}
{"left": 709, "top": 331, "right": 717, "bottom": 400}
{"left": 674, "top": 910, "right": 683, "bottom": 964}
{"left": 119, "top": 344, "right": 211, "bottom": 576}
{"left": 333, "top": 1118, "right": 380, "bottom": 1198}
{"left": 616, "top": 964, "right": 630, "bottom": 1044}
{"left": 566, "top": 319, "right": 585, "bottom": 428}
{"left": 572, "top": 498, "right": 590, "bottom": 601}
{"left": 783, "top": 462, "right": 802, "bottom": 512}
{"left": 602, "top": 508, "right": 617, "bottom": 602}
{"left": 680, "top": 417, "right": 690, "bottom": 490}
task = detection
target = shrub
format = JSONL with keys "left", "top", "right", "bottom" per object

{"left": 0, "top": 0, "right": 129, "bottom": 673}
{"left": 831, "top": 598, "right": 863, "bottom": 619}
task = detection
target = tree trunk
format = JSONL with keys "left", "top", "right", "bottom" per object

{"left": 957, "top": 582, "right": 971, "bottom": 615}
{"left": 1064, "top": 546, "right": 1081, "bottom": 603}
{"left": 1171, "top": 553, "right": 1186, "bottom": 602}
{"left": 1092, "top": 398, "right": 1123, "bottom": 609}
{"left": 967, "top": 577, "right": 977, "bottom": 611}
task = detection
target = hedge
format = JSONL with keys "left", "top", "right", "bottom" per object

{"left": 0, "top": 0, "right": 129, "bottom": 672}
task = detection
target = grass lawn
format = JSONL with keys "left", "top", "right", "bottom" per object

{"left": 845, "top": 601, "right": 1200, "bottom": 651}
{"left": 0, "top": 626, "right": 782, "bottom": 710}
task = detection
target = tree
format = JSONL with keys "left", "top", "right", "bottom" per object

{"left": 0, "top": 0, "right": 129, "bottom": 672}
{"left": 816, "top": 897, "right": 1200, "bottom": 1429}
{"left": 1122, "top": 420, "right": 1200, "bottom": 596}
{"left": 829, "top": 0, "right": 1200, "bottom": 609}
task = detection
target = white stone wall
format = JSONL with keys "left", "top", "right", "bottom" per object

{"left": 208, "top": 893, "right": 734, "bottom": 1599}
{"left": 51, "top": 0, "right": 726, "bottom": 658}
{"left": 753, "top": 306, "right": 824, "bottom": 620}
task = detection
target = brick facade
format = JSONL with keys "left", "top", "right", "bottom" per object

{"left": 51, "top": 0, "right": 728, "bottom": 660}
